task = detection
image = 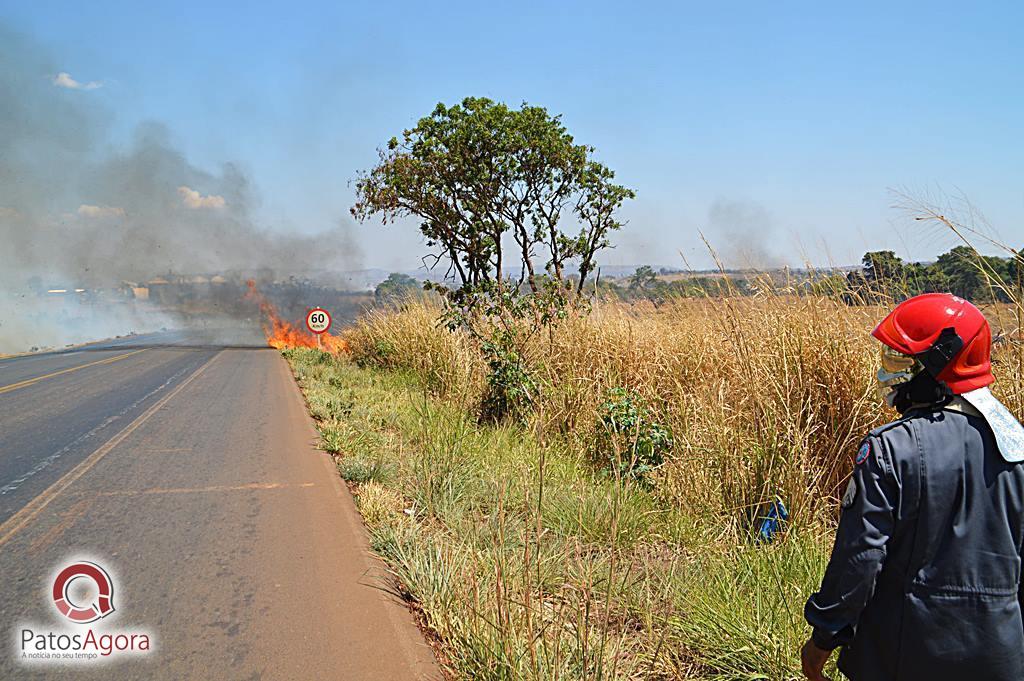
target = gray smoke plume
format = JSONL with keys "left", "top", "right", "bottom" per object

{"left": 706, "top": 198, "right": 786, "bottom": 269}
{"left": 0, "top": 25, "right": 361, "bottom": 351}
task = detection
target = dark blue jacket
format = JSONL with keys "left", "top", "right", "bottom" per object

{"left": 805, "top": 406, "right": 1024, "bottom": 681}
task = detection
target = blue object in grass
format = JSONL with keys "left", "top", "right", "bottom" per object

{"left": 757, "top": 498, "right": 789, "bottom": 542}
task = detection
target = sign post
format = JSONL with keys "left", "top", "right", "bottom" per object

{"left": 305, "top": 308, "right": 332, "bottom": 350}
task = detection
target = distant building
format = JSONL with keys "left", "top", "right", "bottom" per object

{"left": 147, "top": 276, "right": 172, "bottom": 304}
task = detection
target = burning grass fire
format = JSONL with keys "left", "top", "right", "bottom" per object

{"left": 245, "top": 280, "right": 349, "bottom": 354}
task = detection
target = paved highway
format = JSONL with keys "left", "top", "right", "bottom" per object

{"left": 0, "top": 332, "right": 439, "bottom": 679}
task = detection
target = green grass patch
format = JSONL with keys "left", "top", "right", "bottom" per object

{"left": 284, "top": 347, "right": 832, "bottom": 680}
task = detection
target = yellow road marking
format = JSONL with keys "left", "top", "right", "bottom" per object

{"left": 87, "top": 482, "right": 316, "bottom": 497}
{"left": 0, "top": 351, "right": 221, "bottom": 549}
{"left": 27, "top": 498, "right": 93, "bottom": 556}
{"left": 0, "top": 349, "right": 148, "bottom": 395}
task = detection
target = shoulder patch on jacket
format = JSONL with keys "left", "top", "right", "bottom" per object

{"left": 855, "top": 441, "right": 871, "bottom": 465}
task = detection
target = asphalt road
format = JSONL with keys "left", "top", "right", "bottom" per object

{"left": 0, "top": 332, "right": 439, "bottom": 679}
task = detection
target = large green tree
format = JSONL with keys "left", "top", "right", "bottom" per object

{"left": 628, "top": 265, "right": 659, "bottom": 292}
{"left": 351, "top": 97, "right": 635, "bottom": 295}
{"left": 934, "top": 246, "right": 983, "bottom": 299}
{"left": 374, "top": 272, "right": 420, "bottom": 304}
{"left": 861, "top": 250, "right": 904, "bottom": 283}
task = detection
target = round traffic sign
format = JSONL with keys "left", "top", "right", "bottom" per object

{"left": 305, "top": 308, "right": 331, "bottom": 334}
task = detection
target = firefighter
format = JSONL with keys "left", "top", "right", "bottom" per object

{"left": 801, "top": 293, "right": 1024, "bottom": 681}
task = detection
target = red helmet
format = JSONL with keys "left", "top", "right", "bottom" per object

{"left": 872, "top": 293, "right": 993, "bottom": 394}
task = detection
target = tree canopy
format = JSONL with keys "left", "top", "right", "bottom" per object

{"left": 374, "top": 272, "right": 420, "bottom": 304}
{"left": 848, "top": 246, "right": 1023, "bottom": 303}
{"left": 352, "top": 97, "right": 635, "bottom": 296}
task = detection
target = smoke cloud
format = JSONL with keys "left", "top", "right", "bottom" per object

{"left": 706, "top": 198, "right": 786, "bottom": 269}
{"left": 0, "top": 25, "right": 362, "bottom": 351}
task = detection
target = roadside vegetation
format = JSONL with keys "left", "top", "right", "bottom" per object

{"left": 285, "top": 282, "right": 1024, "bottom": 680}
{"left": 282, "top": 97, "right": 1024, "bottom": 679}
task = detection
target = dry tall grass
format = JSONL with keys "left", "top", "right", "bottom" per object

{"left": 349, "top": 295, "right": 885, "bottom": 528}
{"left": 322, "top": 287, "right": 1024, "bottom": 680}
{"left": 539, "top": 297, "right": 889, "bottom": 529}
{"left": 349, "top": 293, "right": 1024, "bottom": 531}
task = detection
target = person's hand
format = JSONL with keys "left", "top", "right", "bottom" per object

{"left": 800, "top": 638, "right": 832, "bottom": 681}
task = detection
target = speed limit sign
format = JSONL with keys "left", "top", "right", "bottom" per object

{"left": 305, "top": 308, "right": 331, "bottom": 334}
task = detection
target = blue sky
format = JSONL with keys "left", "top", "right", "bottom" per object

{"left": 4, "top": 0, "right": 1022, "bottom": 271}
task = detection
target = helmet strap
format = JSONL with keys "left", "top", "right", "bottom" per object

{"left": 891, "top": 370, "right": 954, "bottom": 414}
{"left": 891, "top": 326, "right": 963, "bottom": 413}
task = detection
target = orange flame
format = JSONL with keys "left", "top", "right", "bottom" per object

{"left": 245, "top": 279, "right": 349, "bottom": 354}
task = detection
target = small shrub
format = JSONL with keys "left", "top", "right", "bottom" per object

{"left": 308, "top": 391, "right": 354, "bottom": 421}
{"left": 356, "top": 338, "right": 397, "bottom": 369}
{"left": 308, "top": 348, "right": 335, "bottom": 365}
{"left": 479, "top": 334, "right": 537, "bottom": 423}
{"left": 338, "top": 455, "right": 396, "bottom": 485}
{"left": 320, "top": 425, "right": 347, "bottom": 454}
{"left": 328, "top": 393, "right": 354, "bottom": 416}
{"left": 594, "top": 387, "right": 673, "bottom": 485}
{"left": 438, "top": 280, "right": 574, "bottom": 423}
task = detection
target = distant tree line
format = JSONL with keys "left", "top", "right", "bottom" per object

{"left": 586, "top": 246, "right": 1024, "bottom": 306}
{"left": 594, "top": 265, "right": 751, "bottom": 302}
{"left": 847, "top": 247, "right": 1024, "bottom": 304}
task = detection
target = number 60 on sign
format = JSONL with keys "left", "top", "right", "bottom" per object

{"left": 305, "top": 308, "right": 331, "bottom": 334}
